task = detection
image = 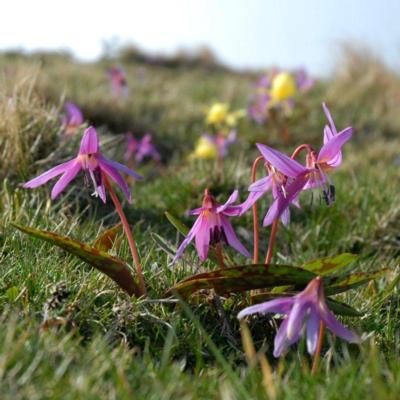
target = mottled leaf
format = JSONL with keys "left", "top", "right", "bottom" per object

{"left": 166, "top": 264, "right": 316, "bottom": 298}
{"left": 325, "top": 269, "right": 389, "bottom": 295}
{"left": 12, "top": 223, "right": 141, "bottom": 297}
{"left": 93, "top": 223, "right": 123, "bottom": 252}
{"left": 301, "top": 253, "right": 358, "bottom": 276}
{"left": 165, "top": 211, "right": 189, "bottom": 235}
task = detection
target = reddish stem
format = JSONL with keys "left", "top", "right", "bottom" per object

{"left": 264, "top": 219, "right": 279, "bottom": 264}
{"left": 251, "top": 156, "right": 265, "bottom": 264}
{"left": 291, "top": 143, "right": 313, "bottom": 160}
{"left": 311, "top": 321, "right": 325, "bottom": 375}
{"left": 215, "top": 242, "right": 225, "bottom": 269}
{"left": 103, "top": 174, "right": 147, "bottom": 297}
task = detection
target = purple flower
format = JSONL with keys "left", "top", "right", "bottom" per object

{"left": 23, "top": 126, "right": 142, "bottom": 203}
{"left": 247, "top": 103, "right": 352, "bottom": 225}
{"left": 108, "top": 66, "right": 128, "bottom": 98}
{"left": 124, "top": 132, "right": 161, "bottom": 163}
{"left": 172, "top": 189, "right": 250, "bottom": 263}
{"left": 62, "top": 102, "right": 83, "bottom": 135}
{"left": 295, "top": 68, "right": 315, "bottom": 92}
{"left": 238, "top": 276, "right": 360, "bottom": 357}
{"left": 206, "top": 130, "right": 237, "bottom": 159}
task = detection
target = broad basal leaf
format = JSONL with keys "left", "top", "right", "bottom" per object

{"left": 301, "top": 253, "right": 358, "bottom": 276}
{"left": 93, "top": 223, "right": 123, "bottom": 252}
{"left": 166, "top": 264, "right": 316, "bottom": 298}
{"left": 165, "top": 211, "right": 189, "bottom": 235}
{"left": 12, "top": 223, "right": 141, "bottom": 297}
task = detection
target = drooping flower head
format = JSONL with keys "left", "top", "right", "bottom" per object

{"left": 124, "top": 132, "right": 161, "bottom": 163}
{"left": 241, "top": 103, "right": 352, "bottom": 225}
{"left": 238, "top": 276, "right": 360, "bottom": 357}
{"left": 62, "top": 102, "right": 83, "bottom": 136}
{"left": 23, "top": 126, "right": 142, "bottom": 203}
{"left": 108, "top": 66, "right": 128, "bottom": 98}
{"left": 172, "top": 189, "right": 250, "bottom": 263}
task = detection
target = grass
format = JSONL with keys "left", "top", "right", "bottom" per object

{"left": 0, "top": 46, "right": 400, "bottom": 399}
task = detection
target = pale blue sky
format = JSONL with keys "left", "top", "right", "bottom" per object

{"left": 1, "top": 0, "right": 400, "bottom": 75}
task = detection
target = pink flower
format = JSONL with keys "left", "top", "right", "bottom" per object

{"left": 62, "top": 102, "right": 83, "bottom": 136}
{"left": 172, "top": 189, "right": 250, "bottom": 263}
{"left": 108, "top": 66, "right": 128, "bottom": 98}
{"left": 23, "top": 126, "right": 142, "bottom": 203}
{"left": 125, "top": 132, "right": 161, "bottom": 163}
{"left": 238, "top": 277, "right": 360, "bottom": 357}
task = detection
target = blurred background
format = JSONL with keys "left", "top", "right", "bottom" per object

{"left": 2, "top": 0, "right": 400, "bottom": 75}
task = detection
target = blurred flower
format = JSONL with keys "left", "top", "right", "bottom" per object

{"left": 62, "top": 102, "right": 83, "bottom": 136}
{"left": 108, "top": 66, "right": 128, "bottom": 98}
{"left": 238, "top": 276, "right": 360, "bottom": 357}
{"left": 226, "top": 109, "right": 246, "bottom": 128}
{"left": 124, "top": 132, "right": 161, "bottom": 163}
{"left": 189, "top": 136, "right": 218, "bottom": 160}
{"left": 172, "top": 189, "right": 250, "bottom": 263}
{"left": 23, "top": 126, "right": 142, "bottom": 203}
{"left": 248, "top": 68, "right": 315, "bottom": 124}
{"left": 206, "top": 103, "right": 229, "bottom": 125}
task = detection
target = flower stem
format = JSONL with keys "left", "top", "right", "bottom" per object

{"left": 264, "top": 219, "right": 279, "bottom": 264}
{"left": 311, "top": 321, "right": 325, "bottom": 375}
{"left": 215, "top": 242, "right": 226, "bottom": 269}
{"left": 103, "top": 174, "right": 147, "bottom": 297}
{"left": 291, "top": 143, "right": 313, "bottom": 160}
{"left": 251, "top": 156, "right": 265, "bottom": 264}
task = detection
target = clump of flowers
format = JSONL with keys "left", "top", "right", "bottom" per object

{"left": 248, "top": 69, "right": 314, "bottom": 125}
{"left": 189, "top": 131, "right": 236, "bottom": 161}
{"left": 124, "top": 132, "right": 161, "bottom": 164}
{"left": 62, "top": 102, "right": 83, "bottom": 136}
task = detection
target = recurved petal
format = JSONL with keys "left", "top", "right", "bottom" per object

{"left": 50, "top": 162, "right": 81, "bottom": 199}
{"left": 237, "top": 297, "right": 293, "bottom": 320}
{"left": 221, "top": 217, "right": 250, "bottom": 258}
{"left": 306, "top": 308, "right": 320, "bottom": 354}
{"left": 238, "top": 190, "right": 265, "bottom": 215}
{"left": 216, "top": 190, "right": 239, "bottom": 213}
{"left": 23, "top": 159, "right": 77, "bottom": 189}
{"left": 317, "top": 127, "right": 352, "bottom": 164}
{"left": 322, "top": 102, "right": 337, "bottom": 135}
{"left": 248, "top": 175, "right": 272, "bottom": 192}
{"left": 319, "top": 301, "right": 360, "bottom": 343}
{"left": 256, "top": 144, "right": 307, "bottom": 178}
{"left": 98, "top": 160, "right": 132, "bottom": 203}
{"left": 172, "top": 215, "right": 203, "bottom": 264}
{"left": 79, "top": 126, "right": 99, "bottom": 155}
{"left": 100, "top": 157, "right": 143, "bottom": 180}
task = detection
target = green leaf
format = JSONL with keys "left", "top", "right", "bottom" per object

{"left": 151, "top": 232, "right": 176, "bottom": 256}
{"left": 301, "top": 253, "right": 358, "bottom": 276}
{"left": 166, "top": 264, "right": 316, "bottom": 298}
{"left": 12, "top": 223, "right": 141, "bottom": 297}
{"left": 93, "top": 223, "right": 123, "bottom": 252}
{"left": 325, "top": 269, "right": 389, "bottom": 295}
{"left": 165, "top": 211, "right": 189, "bottom": 235}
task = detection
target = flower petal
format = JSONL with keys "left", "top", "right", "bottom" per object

{"left": 238, "top": 190, "right": 265, "bottom": 215}
{"left": 64, "top": 102, "right": 83, "bottom": 125}
{"left": 195, "top": 216, "right": 211, "bottom": 261}
{"left": 318, "top": 301, "right": 360, "bottom": 343}
{"left": 50, "top": 162, "right": 81, "bottom": 199}
{"left": 237, "top": 297, "right": 293, "bottom": 320}
{"left": 273, "top": 317, "right": 301, "bottom": 357}
{"left": 256, "top": 144, "right": 307, "bottom": 178}
{"left": 248, "top": 175, "right": 272, "bottom": 192}
{"left": 23, "top": 159, "right": 77, "bottom": 189}
{"left": 317, "top": 127, "right": 352, "bottom": 165}
{"left": 322, "top": 102, "right": 337, "bottom": 135}
{"left": 98, "top": 159, "right": 132, "bottom": 203}
{"left": 172, "top": 215, "right": 203, "bottom": 264}
{"left": 79, "top": 126, "right": 99, "bottom": 155}
{"left": 216, "top": 190, "right": 239, "bottom": 213}
{"left": 221, "top": 216, "right": 250, "bottom": 258}
{"left": 286, "top": 300, "right": 308, "bottom": 340}
{"left": 100, "top": 157, "right": 143, "bottom": 180}
{"left": 306, "top": 308, "right": 320, "bottom": 354}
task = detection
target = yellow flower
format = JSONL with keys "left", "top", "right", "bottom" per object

{"left": 270, "top": 72, "right": 297, "bottom": 102}
{"left": 206, "top": 103, "right": 229, "bottom": 125}
{"left": 226, "top": 109, "right": 246, "bottom": 128}
{"left": 190, "top": 136, "right": 217, "bottom": 160}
